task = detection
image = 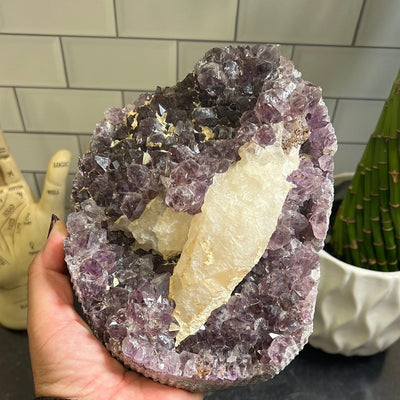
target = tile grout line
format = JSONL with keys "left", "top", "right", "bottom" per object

{"left": 0, "top": 31, "right": 399, "bottom": 50}
{"left": 59, "top": 36, "right": 70, "bottom": 88}
{"left": 20, "top": 169, "right": 76, "bottom": 174}
{"left": 4, "top": 130, "right": 92, "bottom": 137}
{"left": 233, "top": 0, "right": 240, "bottom": 42}
{"left": 176, "top": 40, "right": 180, "bottom": 83}
{"left": 121, "top": 91, "right": 127, "bottom": 106}
{"left": 13, "top": 87, "right": 27, "bottom": 132}
{"left": 0, "top": 85, "right": 155, "bottom": 93}
{"left": 330, "top": 99, "right": 339, "bottom": 123}
{"left": 0, "top": 86, "right": 389, "bottom": 103}
{"left": 77, "top": 133, "right": 84, "bottom": 155}
{"left": 290, "top": 45, "right": 296, "bottom": 60}
{"left": 337, "top": 141, "right": 368, "bottom": 145}
{"left": 113, "top": 0, "right": 119, "bottom": 37}
{"left": 351, "top": 0, "right": 367, "bottom": 46}
{"left": 21, "top": 169, "right": 76, "bottom": 175}
{"left": 32, "top": 172, "right": 42, "bottom": 200}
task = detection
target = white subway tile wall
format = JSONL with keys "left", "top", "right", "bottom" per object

{"left": 3, "top": 132, "right": 80, "bottom": 172}
{"left": 16, "top": 88, "right": 123, "bottom": 133}
{"left": 62, "top": 37, "right": 177, "bottom": 90}
{"left": 333, "top": 100, "right": 385, "bottom": 143}
{"left": 0, "top": 0, "right": 399, "bottom": 211}
{"left": 355, "top": 0, "right": 400, "bottom": 47}
{"left": 0, "top": 88, "right": 23, "bottom": 130}
{"left": 22, "top": 172, "right": 40, "bottom": 201}
{"left": 292, "top": 46, "right": 400, "bottom": 98}
{"left": 115, "top": 0, "right": 238, "bottom": 40}
{"left": 236, "top": 0, "right": 364, "bottom": 45}
{"left": 0, "top": 0, "right": 116, "bottom": 36}
{"left": 0, "top": 35, "right": 66, "bottom": 87}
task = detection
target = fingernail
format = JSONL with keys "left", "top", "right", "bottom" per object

{"left": 47, "top": 214, "right": 60, "bottom": 238}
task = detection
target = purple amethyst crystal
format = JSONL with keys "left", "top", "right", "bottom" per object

{"left": 64, "top": 44, "right": 336, "bottom": 391}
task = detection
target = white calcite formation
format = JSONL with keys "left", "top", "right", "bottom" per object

{"left": 170, "top": 131, "right": 301, "bottom": 346}
{"left": 64, "top": 44, "right": 337, "bottom": 391}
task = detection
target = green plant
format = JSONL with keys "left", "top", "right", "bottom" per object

{"left": 331, "top": 70, "right": 400, "bottom": 272}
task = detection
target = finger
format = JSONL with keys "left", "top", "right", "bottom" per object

{"left": 27, "top": 220, "right": 94, "bottom": 391}
{"left": 0, "top": 128, "right": 25, "bottom": 186}
{"left": 39, "top": 149, "right": 71, "bottom": 218}
{"left": 27, "top": 220, "right": 73, "bottom": 322}
{"left": 28, "top": 220, "right": 70, "bottom": 297}
{"left": 31, "top": 220, "right": 68, "bottom": 273}
{"left": 27, "top": 220, "right": 84, "bottom": 332}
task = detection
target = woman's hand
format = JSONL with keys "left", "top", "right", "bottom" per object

{"left": 27, "top": 220, "right": 204, "bottom": 400}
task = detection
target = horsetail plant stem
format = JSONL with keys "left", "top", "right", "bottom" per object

{"left": 331, "top": 69, "right": 400, "bottom": 271}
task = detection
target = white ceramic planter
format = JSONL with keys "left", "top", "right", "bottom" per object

{"left": 309, "top": 173, "right": 400, "bottom": 356}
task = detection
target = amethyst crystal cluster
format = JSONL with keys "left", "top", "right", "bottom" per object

{"left": 64, "top": 44, "right": 336, "bottom": 391}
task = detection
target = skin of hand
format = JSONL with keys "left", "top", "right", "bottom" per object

{"left": 0, "top": 128, "right": 71, "bottom": 329}
{"left": 28, "top": 220, "right": 205, "bottom": 400}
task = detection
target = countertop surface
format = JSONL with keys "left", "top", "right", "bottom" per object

{"left": 1, "top": 324, "right": 399, "bottom": 400}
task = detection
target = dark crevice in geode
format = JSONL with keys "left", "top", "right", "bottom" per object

{"left": 71, "top": 47, "right": 281, "bottom": 220}
{"left": 65, "top": 44, "right": 336, "bottom": 391}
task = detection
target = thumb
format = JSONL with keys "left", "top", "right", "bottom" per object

{"left": 39, "top": 150, "right": 72, "bottom": 218}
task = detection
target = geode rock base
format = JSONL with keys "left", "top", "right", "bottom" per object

{"left": 64, "top": 44, "right": 336, "bottom": 391}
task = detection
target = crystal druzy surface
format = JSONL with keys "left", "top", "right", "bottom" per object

{"left": 64, "top": 44, "right": 336, "bottom": 391}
